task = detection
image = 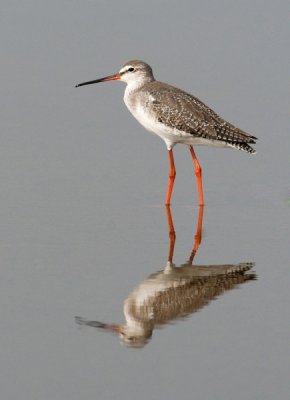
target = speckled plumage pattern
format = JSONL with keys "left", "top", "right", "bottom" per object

{"left": 146, "top": 82, "right": 256, "bottom": 153}
{"left": 124, "top": 66, "right": 257, "bottom": 153}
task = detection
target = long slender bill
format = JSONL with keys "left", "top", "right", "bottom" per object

{"left": 75, "top": 73, "right": 121, "bottom": 88}
{"left": 75, "top": 317, "right": 120, "bottom": 333}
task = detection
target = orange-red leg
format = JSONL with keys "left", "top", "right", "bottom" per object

{"left": 189, "top": 205, "right": 204, "bottom": 264}
{"left": 165, "top": 149, "right": 176, "bottom": 206}
{"left": 165, "top": 205, "right": 176, "bottom": 263}
{"left": 189, "top": 146, "right": 204, "bottom": 206}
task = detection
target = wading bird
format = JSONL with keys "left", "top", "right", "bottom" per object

{"left": 76, "top": 60, "right": 257, "bottom": 205}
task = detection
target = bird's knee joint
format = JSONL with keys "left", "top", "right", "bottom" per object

{"left": 169, "top": 231, "right": 176, "bottom": 240}
{"left": 195, "top": 167, "right": 202, "bottom": 177}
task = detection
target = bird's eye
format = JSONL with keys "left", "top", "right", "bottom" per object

{"left": 128, "top": 67, "right": 135, "bottom": 72}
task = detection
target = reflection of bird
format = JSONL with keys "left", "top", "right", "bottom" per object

{"left": 76, "top": 262, "right": 255, "bottom": 348}
{"left": 76, "top": 60, "right": 257, "bottom": 205}
{"left": 75, "top": 207, "right": 256, "bottom": 347}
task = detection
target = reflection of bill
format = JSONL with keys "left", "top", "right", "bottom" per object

{"left": 76, "top": 207, "right": 256, "bottom": 347}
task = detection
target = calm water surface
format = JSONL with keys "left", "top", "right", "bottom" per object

{"left": 1, "top": 1, "right": 289, "bottom": 399}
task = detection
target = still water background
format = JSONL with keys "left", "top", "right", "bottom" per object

{"left": 1, "top": 1, "right": 289, "bottom": 399}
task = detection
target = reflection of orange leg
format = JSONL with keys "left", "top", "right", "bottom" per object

{"left": 189, "top": 206, "right": 204, "bottom": 264}
{"left": 165, "top": 149, "right": 176, "bottom": 206}
{"left": 189, "top": 146, "right": 204, "bottom": 206}
{"left": 165, "top": 205, "right": 176, "bottom": 263}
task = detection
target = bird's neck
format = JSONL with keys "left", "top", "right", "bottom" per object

{"left": 125, "top": 76, "right": 155, "bottom": 93}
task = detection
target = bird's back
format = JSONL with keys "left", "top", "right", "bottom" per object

{"left": 132, "top": 80, "right": 257, "bottom": 153}
{"left": 125, "top": 262, "right": 255, "bottom": 326}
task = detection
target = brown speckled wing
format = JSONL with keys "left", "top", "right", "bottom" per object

{"left": 146, "top": 81, "right": 257, "bottom": 153}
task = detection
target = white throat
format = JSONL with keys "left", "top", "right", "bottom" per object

{"left": 124, "top": 75, "right": 154, "bottom": 93}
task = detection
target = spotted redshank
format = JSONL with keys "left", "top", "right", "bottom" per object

{"left": 76, "top": 60, "right": 257, "bottom": 205}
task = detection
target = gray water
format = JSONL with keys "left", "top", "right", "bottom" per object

{"left": 1, "top": 1, "right": 289, "bottom": 399}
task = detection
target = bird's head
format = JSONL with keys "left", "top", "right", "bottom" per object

{"left": 75, "top": 316, "right": 152, "bottom": 348}
{"left": 75, "top": 60, "right": 154, "bottom": 88}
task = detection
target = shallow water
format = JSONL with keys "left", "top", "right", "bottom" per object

{"left": 1, "top": 1, "right": 289, "bottom": 399}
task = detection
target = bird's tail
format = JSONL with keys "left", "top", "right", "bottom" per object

{"left": 228, "top": 141, "right": 257, "bottom": 154}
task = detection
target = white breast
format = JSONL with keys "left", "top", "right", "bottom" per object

{"left": 124, "top": 88, "right": 185, "bottom": 149}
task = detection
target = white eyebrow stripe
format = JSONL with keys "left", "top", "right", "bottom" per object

{"left": 119, "top": 65, "right": 132, "bottom": 73}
